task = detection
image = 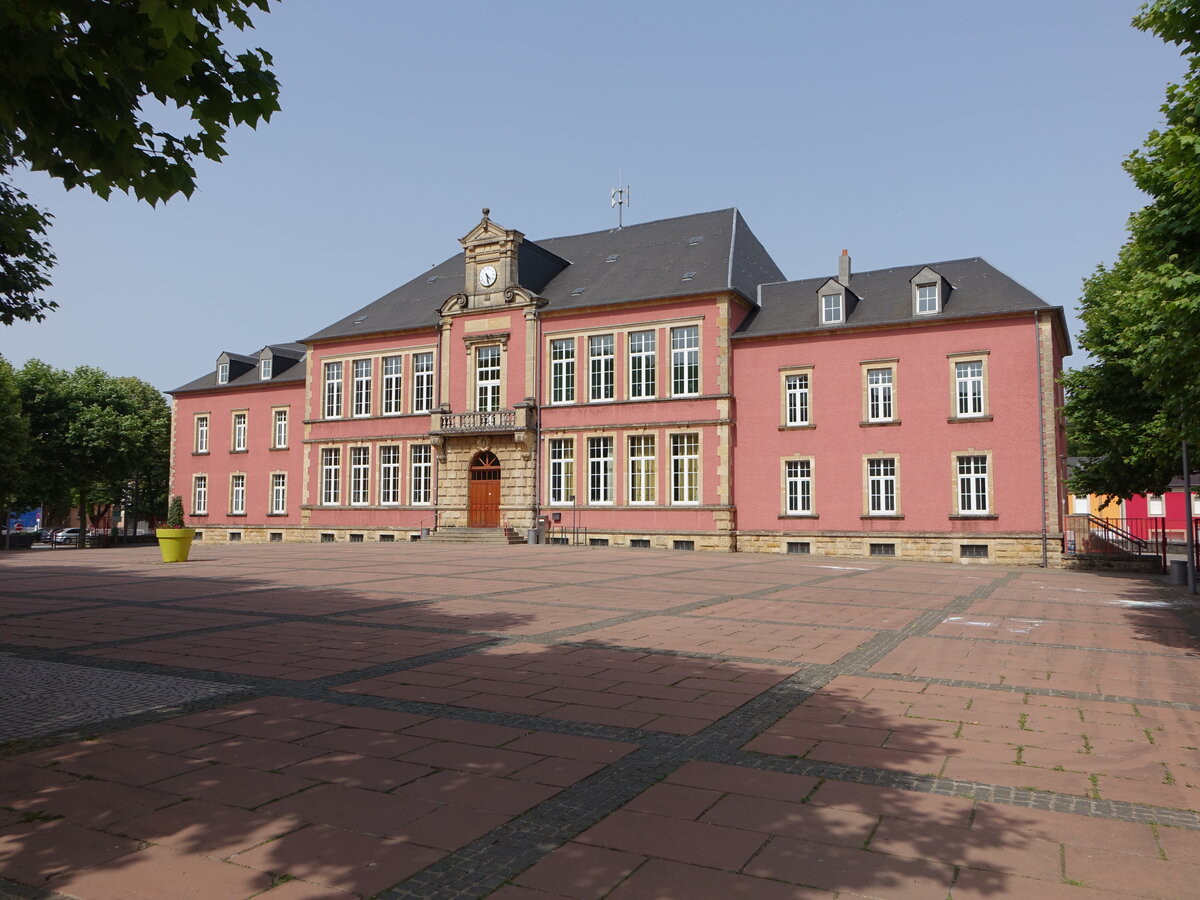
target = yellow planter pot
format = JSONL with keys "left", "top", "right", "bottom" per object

{"left": 156, "top": 528, "right": 196, "bottom": 563}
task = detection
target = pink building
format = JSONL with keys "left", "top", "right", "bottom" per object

{"left": 170, "top": 208, "right": 1071, "bottom": 564}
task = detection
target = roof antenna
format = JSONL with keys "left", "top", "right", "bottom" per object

{"left": 610, "top": 172, "right": 630, "bottom": 228}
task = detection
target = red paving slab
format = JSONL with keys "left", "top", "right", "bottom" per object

{"left": 5, "top": 544, "right": 1200, "bottom": 899}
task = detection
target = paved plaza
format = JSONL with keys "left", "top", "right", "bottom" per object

{"left": 1, "top": 543, "right": 1199, "bottom": 899}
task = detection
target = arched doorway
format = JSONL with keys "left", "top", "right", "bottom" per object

{"left": 468, "top": 451, "right": 501, "bottom": 527}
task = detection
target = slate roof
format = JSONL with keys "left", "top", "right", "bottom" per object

{"left": 172, "top": 342, "right": 306, "bottom": 394}
{"left": 736, "top": 257, "right": 1066, "bottom": 346}
{"left": 303, "top": 209, "right": 785, "bottom": 343}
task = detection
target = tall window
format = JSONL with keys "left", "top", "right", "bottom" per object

{"left": 821, "top": 294, "right": 843, "bottom": 324}
{"left": 352, "top": 359, "right": 372, "bottom": 417}
{"left": 192, "top": 475, "right": 207, "bottom": 515}
{"left": 549, "top": 438, "right": 574, "bottom": 505}
{"left": 232, "top": 412, "right": 247, "bottom": 451}
{"left": 589, "top": 335, "right": 615, "bottom": 401}
{"left": 671, "top": 326, "right": 699, "bottom": 396}
{"left": 271, "top": 473, "right": 287, "bottom": 515}
{"left": 867, "top": 458, "right": 897, "bottom": 514}
{"left": 350, "top": 446, "right": 370, "bottom": 505}
{"left": 588, "top": 436, "right": 613, "bottom": 504}
{"left": 410, "top": 444, "right": 432, "bottom": 504}
{"left": 260, "top": 358, "right": 272, "bottom": 380}
{"left": 230, "top": 474, "right": 246, "bottom": 514}
{"left": 785, "top": 373, "right": 810, "bottom": 426}
{"left": 867, "top": 368, "right": 894, "bottom": 422}
{"left": 382, "top": 356, "right": 402, "bottom": 415}
{"left": 321, "top": 447, "right": 341, "bottom": 505}
{"left": 916, "top": 283, "right": 939, "bottom": 314}
{"left": 1147, "top": 494, "right": 1164, "bottom": 516}
{"left": 785, "top": 459, "right": 812, "bottom": 514}
{"left": 194, "top": 416, "right": 209, "bottom": 454}
{"left": 476, "top": 346, "right": 501, "bottom": 411}
{"left": 550, "top": 339, "right": 575, "bottom": 404}
{"left": 955, "top": 361, "right": 985, "bottom": 417}
{"left": 671, "top": 433, "right": 699, "bottom": 504}
{"left": 273, "top": 409, "right": 288, "bottom": 449}
{"left": 379, "top": 445, "right": 400, "bottom": 505}
{"left": 323, "top": 362, "right": 343, "bottom": 418}
{"left": 628, "top": 434, "right": 656, "bottom": 504}
{"left": 629, "top": 330, "right": 656, "bottom": 399}
{"left": 217, "top": 362, "right": 229, "bottom": 384}
{"left": 412, "top": 352, "right": 434, "bottom": 413}
{"left": 957, "top": 455, "right": 989, "bottom": 514}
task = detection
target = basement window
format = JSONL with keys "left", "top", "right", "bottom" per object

{"left": 320, "top": 533, "right": 335, "bottom": 543}
{"left": 960, "top": 544, "right": 989, "bottom": 559}
{"left": 869, "top": 542, "right": 896, "bottom": 557}
{"left": 589, "top": 538, "right": 609, "bottom": 547}
{"left": 630, "top": 538, "right": 651, "bottom": 548}
{"left": 786, "top": 541, "right": 811, "bottom": 555}
{"left": 379, "top": 533, "right": 395, "bottom": 542}
{"left": 229, "top": 532, "right": 241, "bottom": 542}
{"left": 673, "top": 540, "right": 695, "bottom": 551}
{"left": 349, "top": 533, "right": 364, "bottom": 543}
{"left": 269, "top": 532, "right": 283, "bottom": 542}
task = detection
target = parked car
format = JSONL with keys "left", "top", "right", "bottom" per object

{"left": 54, "top": 528, "right": 85, "bottom": 544}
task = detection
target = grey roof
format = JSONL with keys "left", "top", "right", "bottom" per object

{"left": 736, "top": 257, "right": 1066, "bottom": 344}
{"left": 303, "top": 209, "right": 786, "bottom": 343}
{"left": 171, "top": 343, "right": 307, "bottom": 394}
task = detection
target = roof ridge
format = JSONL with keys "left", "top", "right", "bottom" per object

{"left": 532, "top": 207, "right": 737, "bottom": 244}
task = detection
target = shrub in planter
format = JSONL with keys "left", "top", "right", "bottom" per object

{"left": 156, "top": 495, "right": 195, "bottom": 562}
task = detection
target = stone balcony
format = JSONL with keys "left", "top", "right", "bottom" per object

{"left": 430, "top": 406, "right": 535, "bottom": 435}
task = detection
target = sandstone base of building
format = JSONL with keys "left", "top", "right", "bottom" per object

{"left": 185, "top": 525, "right": 1061, "bottom": 565}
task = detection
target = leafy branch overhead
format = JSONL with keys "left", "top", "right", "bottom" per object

{"left": 1064, "top": 0, "right": 1200, "bottom": 501}
{"left": 0, "top": 0, "right": 280, "bottom": 324}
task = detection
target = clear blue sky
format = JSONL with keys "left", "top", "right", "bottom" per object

{"left": 1, "top": 0, "right": 1186, "bottom": 391}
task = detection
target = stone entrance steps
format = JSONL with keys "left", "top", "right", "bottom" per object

{"left": 422, "top": 526, "right": 526, "bottom": 545}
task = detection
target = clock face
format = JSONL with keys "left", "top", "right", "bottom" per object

{"left": 478, "top": 265, "right": 497, "bottom": 287}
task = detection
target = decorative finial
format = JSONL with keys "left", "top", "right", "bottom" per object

{"left": 482, "top": 207, "right": 490, "bottom": 219}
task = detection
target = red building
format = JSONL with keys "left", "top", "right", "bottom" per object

{"left": 170, "top": 208, "right": 1070, "bottom": 564}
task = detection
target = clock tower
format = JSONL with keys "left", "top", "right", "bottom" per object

{"left": 457, "top": 208, "right": 524, "bottom": 306}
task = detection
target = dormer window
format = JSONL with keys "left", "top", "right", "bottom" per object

{"left": 916, "top": 283, "right": 939, "bottom": 315}
{"left": 260, "top": 358, "right": 272, "bottom": 380}
{"left": 910, "top": 267, "right": 946, "bottom": 315}
{"left": 217, "top": 362, "right": 229, "bottom": 384}
{"left": 821, "top": 293, "right": 843, "bottom": 324}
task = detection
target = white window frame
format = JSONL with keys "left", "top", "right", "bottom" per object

{"left": 785, "top": 459, "right": 813, "bottom": 515}
{"left": 916, "top": 283, "right": 939, "bottom": 315}
{"left": 273, "top": 409, "right": 288, "bottom": 449}
{"left": 217, "top": 362, "right": 229, "bottom": 384}
{"left": 589, "top": 335, "right": 615, "bottom": 402}
{"left": 671, "top": 433, "right": 700, "bottom": 505}
{"left": 1148, "top": 494, "right": 1165, "bottom": 516}
{"left": 1071, "top": 495, "right": 1090, "bottom": 515}
{"left": 628, "top": 330, "right": 656, "bottom": 399}
{"left": 785, "top": 373, "right": 810, "bottom": 426}
{"left": 821, "top": 293, "right": 843, "bottom": 324}
{"left": 410, "top": 444, "right": 432, "bottom": 504}
{"left": 321, "top": 447, "right": 341, "bottom": 506}
{"left": 260, "top": 358, "right": 272, "bottom": 380}
{"left": 352, "top": 359, "right": 372, "bottom": 417}
{"left": 588, "top": 436, "right": 614, "bottom": 504}
{"left": 628, "top": 434, "right": 656, "bottom": 504}
{"left": 194, "top": 416, "right": 209, "bottom": 454}
{"left": 230, "top": 473, "right": 246, "bottom": 515}
{"left": 475, "top": 345, "right": 501, "bottom": 412}
{"left": 550, "top": 338, "right": 576, "bottom": 404}
{"left": 323, "top": 361, "right": 343, "bottom": 419}
{"left": 192, "top": 474, "right": 208, "bottom": 515}
{"left": 350, "top": 446, "right": 370, "bottom": 506}
{"left": 867, "top": 457, "right": 897, "bottom": 514}
{"left": 379, "top": 445, "right": 400, "bottom": 505}
{"left": 955, "top": 360, "right": 985, "bottom": 418}
{"left": 549, "top": 438, "right": 574, "bottom": 505}
{"left": 232, "top": 412, "right": 247, "bottom": 452}
{"left": 412, "top": 352, "right": 434, "bottom": 413}
{"left": 382, "top": 356, "right": 403, "bottom": 415}
{"left": 271, "top": 473, "right": 287, "bottom": 515}
{"left": 670, "top": 326, "right": 699, "bottom": 397}
{"left": 867, "top": 368, "right": 894, "bottom": 422}
{"left": 957, "top": 455, "right": 990, "bottom": 515}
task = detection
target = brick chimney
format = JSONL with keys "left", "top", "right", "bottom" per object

{"left": 838, "top": 249, "right": 851, "bottom": 287}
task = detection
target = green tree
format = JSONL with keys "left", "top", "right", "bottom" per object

{"left": 0, "top": 0, "right": 280, "bottom": 325}
{"left": 1065, "top": 0, "right": 1200, "bottom": 502}
{"left": 17, "top": 361, "right": 171, "bottom": 547}
{"left": 0, "top": 355, "right": 31, "bottom": 548}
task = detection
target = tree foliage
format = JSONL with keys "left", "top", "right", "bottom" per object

{"left": 1064, "top": 0, "right": 1200, "bottom": 501}
{"left": 16, "top": 360, "right": 170, "bottom": 543}
{"left": 0, "top": 1, "right": 280, "bottom": 325}
{"left": 0, "top": 356, "right": 31, "bottom": 542}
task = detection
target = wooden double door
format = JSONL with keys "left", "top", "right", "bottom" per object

{"left": 468, "top": 451, "right": 501, "bottom": 527}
